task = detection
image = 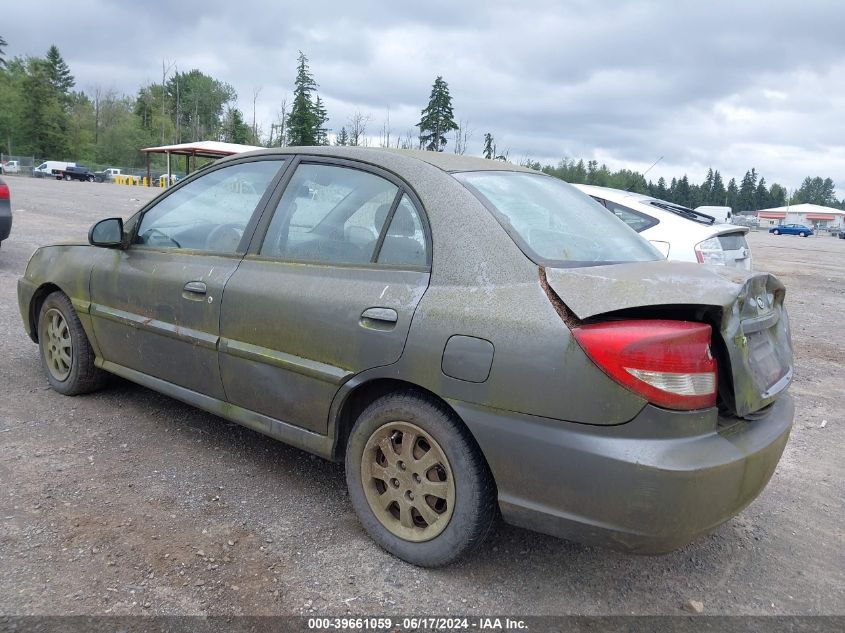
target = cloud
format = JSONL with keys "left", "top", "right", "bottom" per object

{"left": 5, "top": 1, "right": 845, "bottom": 193}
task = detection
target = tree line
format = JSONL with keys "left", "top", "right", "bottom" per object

{"left": 528, "top": 160, "right": 843, "bottom": 211}
{"left": 0, "top": 37, "right": 841, "bottom": 210}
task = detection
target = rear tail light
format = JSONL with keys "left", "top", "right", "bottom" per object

{"left": 0, "top": 183, "right": 9, "bottom": 200}
{"left": 572, "top": 320, "right": 717, "bottom": 410}
{"left": 694, "top": 236, "right": 726, "bottom": 266}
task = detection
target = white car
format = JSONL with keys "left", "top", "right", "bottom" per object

{"left": 574, "top": 185, "right": 752, "bottom": 270}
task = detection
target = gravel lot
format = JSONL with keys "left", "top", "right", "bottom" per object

{"left": 0, "top": 176, "right": 842, "bottom": 617}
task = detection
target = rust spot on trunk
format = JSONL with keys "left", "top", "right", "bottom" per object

{"left": 539, "top": 266, "right": 581, "bottom": 329}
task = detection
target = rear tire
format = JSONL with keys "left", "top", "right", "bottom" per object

{"left": 64, "top": 174, "right": 71, "bottom": 181}
{"left": 345, "top": 390, "right": 497, "bottom": 567}
{"left": 37, "top": 291, "right": 108, "bottom": 395}
{"left": 87, "top": 175, "right": 94, "bottom": 182}
{"left": 772, "top": 229, "right": 780, "bottom": 235}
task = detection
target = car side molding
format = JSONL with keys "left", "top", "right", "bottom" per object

{"left": 96, "top": 359, "right": 335, "bottom": 459}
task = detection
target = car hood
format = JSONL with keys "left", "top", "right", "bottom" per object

{"left": 545, "top": 260, "right": 793, "bottom": 417}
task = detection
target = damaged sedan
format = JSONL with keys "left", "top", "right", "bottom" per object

{"left": 18, "top": 148, "right": 794, "bottom": 567}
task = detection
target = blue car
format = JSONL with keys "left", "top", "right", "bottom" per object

{"left": 770, "top": 223, "right": 814, "bottom": 237}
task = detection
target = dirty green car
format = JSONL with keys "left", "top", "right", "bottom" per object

{"left": 18, "top": 148, "right": 794, "bottom": 566}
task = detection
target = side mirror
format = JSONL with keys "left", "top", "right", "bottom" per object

{"left": 88, "top": 218, "right": 125, "bottom": 248}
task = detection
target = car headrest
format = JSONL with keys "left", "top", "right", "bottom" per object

{"left": 374, "top": 203, "right": 392, "bottom": 229}
{"left": 374, "top": 203, "right": 416, "bottom": 237}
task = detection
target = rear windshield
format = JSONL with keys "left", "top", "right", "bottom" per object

{"left": 454, "top": 171, "right": 661, "bottom": 267}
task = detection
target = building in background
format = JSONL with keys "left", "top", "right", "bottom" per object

{"left": 756, "top": 203, "right": 845, "bottom": 230}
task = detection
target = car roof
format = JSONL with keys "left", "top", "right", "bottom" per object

{"left": 573, "top": 183, "right": 655, "bottom": 203}
{"left": 231, "top": 146, "right": 535, "bottom": 175}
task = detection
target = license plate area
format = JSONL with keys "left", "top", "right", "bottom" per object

{"left": 746, "top": 329, "right": 790, "bottom": 395}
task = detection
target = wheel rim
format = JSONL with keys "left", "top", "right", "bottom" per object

{"left": 361, "top": 421, "right": 456, "bottom": 542}
{"left": 41, "top": 308, "right": 72, "bottom": 381}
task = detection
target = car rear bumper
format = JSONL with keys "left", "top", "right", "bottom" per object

{"left": 452, "top": 394, "right": 793, "bottom": 554}
{"left": 0, "top": 211, "right": 11, "bottom": 242}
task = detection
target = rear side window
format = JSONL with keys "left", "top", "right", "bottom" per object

{"left": 377, "top": 195, "right": 427, "bottom": 267}
{"left": 603, "top": 200, "right": 659, "bottom": 233}
{"left": 454, "top": 171, "right": 660, "bottom": 267}
{"left": 261, "top": 164, "right": 398, "bottom": 264}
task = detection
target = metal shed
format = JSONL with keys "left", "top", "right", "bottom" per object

{"left": 140, "top": 141, "right": 263, "bottom": 187}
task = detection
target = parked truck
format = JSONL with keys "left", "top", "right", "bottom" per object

{"left": 55, "top": 166, "right": 97, "bottom": 182}
{"left": 94, "top": 167, "right": 122, "bottom": 182}
{"left": 1, "top": 160, "right": 21, "bottom": 174}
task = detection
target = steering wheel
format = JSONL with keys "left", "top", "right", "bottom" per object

{"left": 204, "top": 223, "right": 244, "bottom": 252}
{"left": 142, "top": 228, "right": 181, "bottom": 248}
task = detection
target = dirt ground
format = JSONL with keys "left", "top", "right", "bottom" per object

{"left": 0, "top": 176, "right": 842, "bottom": 617}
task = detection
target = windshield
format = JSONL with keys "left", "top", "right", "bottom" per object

{"left": 454, "top": 171, "right": 661, "bottom": 267}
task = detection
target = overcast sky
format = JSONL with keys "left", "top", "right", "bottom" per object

{"left": 6, "top": 1, "right": 845, "bottom": 194}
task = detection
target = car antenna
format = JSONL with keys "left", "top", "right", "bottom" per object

{"left": 626, "top": 155, "right": 663, "bottom": 191}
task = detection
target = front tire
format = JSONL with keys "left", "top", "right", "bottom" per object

{"left": 345, "top": 390, "right": 497, "bottom": 567}
{"left": 38, "top": 291, "right": 107, "bottom": 395}
{"left": 773, "top": 229, "right": 780, "bottom": 235}
{"left": 799, "top": 232, "right": 806, "bottom": 237}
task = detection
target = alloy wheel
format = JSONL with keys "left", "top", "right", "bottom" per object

{"left": 361, "top": 421, "right": 456, "bottom": 542}
{"left": 42, "top": 308, "right": 72, "bottom": 381}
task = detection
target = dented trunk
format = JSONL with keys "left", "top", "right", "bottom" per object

{"left": 544, "top": 260, "right": 793, "bottom": 417}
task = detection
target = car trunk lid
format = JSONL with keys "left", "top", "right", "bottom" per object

{"left": 711, "top": 226, "right": 752, "bottom": 270}
{"left": 544, "top": 260, "right": 793, "bottom": 417}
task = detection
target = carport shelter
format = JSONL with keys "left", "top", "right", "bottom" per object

{"left": 140, "top": 141, "right": 263, "bottom": 187}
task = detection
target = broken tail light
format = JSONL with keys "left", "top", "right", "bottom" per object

{"left": 572, "top": 320, "right": 717, "bottom": 410}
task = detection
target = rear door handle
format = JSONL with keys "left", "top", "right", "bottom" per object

{"left": 361, "top": 307, "right": 398, "bottom": 324}
{"left": 183, "top": 281, "right": 207, "bottom": 295}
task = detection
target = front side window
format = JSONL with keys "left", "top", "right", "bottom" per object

{"left": 454, "top": 171, "right": 661, "bottom": 267}
{"left": 136, "top": 160, "right": 284, "bottom": 253}
{"left": 261, "top": 164, "right": 399, "bottom": 264}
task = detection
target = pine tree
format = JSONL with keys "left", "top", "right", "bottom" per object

{"left": 221, "top": 106, "right": 251, "bottom": 144}
{"left": 287, "top": 51, "right": 321, "bottom": 146}
{"left": 711, "top": 170, "right": 727, "bottom": 206}
{"left": 312, "top": 95, "right": 328, "bottom": 145}
{"left": 21, "top": 58, "right": 68, "bottom": 157}
{"left": 45, "top": 45, "right": 75, "bottom": 95}
{"left": 769, "top": 183, "right": 787, "bottom": 208}
{"left": 755, "top": 177, "right": 771, "bottom": 210}
{"left": 738, "top": 168, "right": 758, "bottom": 211}
{"left": 335, "top": 126, "right": 349, "bottom": 146}
{"left": 726, "top": 178, "right": 739, "bottom": 210}
{"left": 675, "top": 175, "right": 692, "bottom": 207}
{"left": 417, "top": 76, "right": 458, "bottom": 152}
{"left": 701, "top": 168, "right": 714, "bottom": 203}
{"left": 483, "top": 132, "right": 494, "bottom": 159}
{"left": 655, "top": 177, "right": 668, "bottom": 199}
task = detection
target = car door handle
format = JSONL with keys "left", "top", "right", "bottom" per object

{"left": 183, "top": 281, "right": 207, "bottom": 295}
{"left": 361, "top": 307, "right": 398, "bottom": 328}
